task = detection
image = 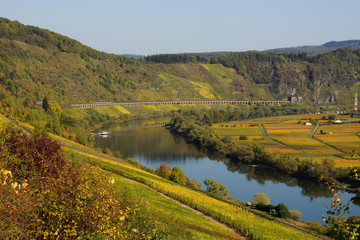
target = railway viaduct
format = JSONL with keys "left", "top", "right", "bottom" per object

{"left": 71, "top": 100, "right": 290, "bottom": 109}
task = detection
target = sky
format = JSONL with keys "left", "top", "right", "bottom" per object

{"left": 1, "top": 0, "right": 360, "bottom": 55}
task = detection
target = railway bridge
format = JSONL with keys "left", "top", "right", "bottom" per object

{"left": 71, "top": 100, "right": 290, "bottom": 109}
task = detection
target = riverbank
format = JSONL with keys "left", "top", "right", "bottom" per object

{"left": 169, "top": 110, "right": 360, "bottom": 194}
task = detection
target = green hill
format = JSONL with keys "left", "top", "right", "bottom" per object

{"left": 0, "top": 17, "right": 359, "bottom": 108}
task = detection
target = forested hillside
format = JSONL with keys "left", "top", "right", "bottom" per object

{"left": 0, "top": 17, "right": 359, "bottom": 108}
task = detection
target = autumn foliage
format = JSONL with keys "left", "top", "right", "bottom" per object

{"left": 0, "top": 128, "right": 157, "bottom": 239}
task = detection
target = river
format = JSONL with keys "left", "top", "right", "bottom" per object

{"left": 94, "top": 121, "right": 360, "bottom": 222}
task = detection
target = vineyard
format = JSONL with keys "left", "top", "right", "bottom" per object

{"left": 211, "top": 114, "right": 360, "bottom": 168}
{"left": 68, "top": 148, "right": 319, "bottom": 240}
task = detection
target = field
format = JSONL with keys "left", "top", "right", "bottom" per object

{"left": 211, "top": 114, "right": 360, "bottom": 168}
{"left": 315, "top": 125, "right": 360, "bottom": 153}
{"left": 266, "top": 124, "right": 338, "bottom": 154}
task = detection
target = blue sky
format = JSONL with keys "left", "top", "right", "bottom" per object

{"left": 1, "top": 0, "right": 360, "bottom": 55}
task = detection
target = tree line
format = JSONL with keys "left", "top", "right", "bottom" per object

{"left": 169, "top": 108, "right": 349, "bottom": 183}
{"left": 145, "top": 53, "right": 208, "bottom": 64}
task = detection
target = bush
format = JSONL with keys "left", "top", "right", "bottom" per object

{"left": 250, "top": 193, "right": 271, "bottom": 206}
{"left": 289, "top": 209, "right": 302, "bottom": 220}
{"left": 157, "top": 164, "right": 172, "bottom": 180}
{"left": 102, "top": 147, "right": 113, "bottom": 156}
{"left": 170, "top": 167, "right": 187, "bottom": 185}
{"left": 255, "top": 203, "right": 276, "bottom": 212}
{"left": 203, "top": 178, "right": 230, "bottom": 196}
{"left": 0, "top": 128, "right": 66, "bottom": 180}
{"left": 239, "top": 135, "right": 248, "bottom": 140}
{"left": 222, "top": 135, "right": 232, "bottom": 143}
{"left": 0, "top": 127, "right": 158, "bottom": 239}
{"left": 276, "top": 203, "right": 291, "bottom": 218}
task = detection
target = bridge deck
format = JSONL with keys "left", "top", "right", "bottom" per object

{"left": 71, "top": 100, "right": 290, "bottom": 109}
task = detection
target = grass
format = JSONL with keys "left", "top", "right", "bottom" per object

{"left": 111, "top": 174, "right": 239, "bottom": 239}
{"left": 94, "top": 105, "right": 131, "bottom": 116}
{"left": 62, "top": 107, "right": 90, "bottom": 119}
{"left": 202, "top": 64, "right": 233, "bottom": 84}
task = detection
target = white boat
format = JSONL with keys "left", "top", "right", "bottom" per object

{"left": 99, "top": 131, "right": 110, "bottom": 135}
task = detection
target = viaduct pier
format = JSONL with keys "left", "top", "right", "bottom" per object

{"left": 71, "top": 100, "right": 290, "bottom": 109}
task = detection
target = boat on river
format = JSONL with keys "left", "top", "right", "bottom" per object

{"left": 91, "top": 131, "right": 111, "bottom": 136}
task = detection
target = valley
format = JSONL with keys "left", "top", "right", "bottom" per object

{"left": 1, "top": 16, "right": 360, "bottom": 239}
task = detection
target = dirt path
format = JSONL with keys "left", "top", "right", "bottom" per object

{"left": 124, "top": 178, "right": 246, "bottom": 240}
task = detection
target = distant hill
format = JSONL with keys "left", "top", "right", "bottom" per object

{"left": 184, "top": 40, "right": 360, "bottom": 57}
{"left": 264, "top": 40, "right": 360, "bottom": 55}
{"left": 122, "top": 54, "right": 145, "bottom": 59}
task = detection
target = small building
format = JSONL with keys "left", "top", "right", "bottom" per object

{"left": 334, "top": 119, "right": 351, "bottom": 124}
{"left": 305, "top": 122, "right": 312, "bottom": 126}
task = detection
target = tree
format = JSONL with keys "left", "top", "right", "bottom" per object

{"left": 42, "top": 97, "right": 49, "bottom": 112}
{"left": 290, "top": 209, "right": 302, "bottom": 220}
{"left": 203, "top": 178, "right": 230, "bottom": 196}
{"left": 276, "top": 203, "right": 290, "bottom": 218}
{"left": 169, "top": 167, "right": 187, "bottom": 185}
{"left": 322, "top": 186, "right": 359, "bottom": 239}
{"left": 250, "top": 193, "right": 270, "bottom": 206}
{"left": 48, "top": 100, "right": 62, "bottom": 117}
{"left": 190, "top": 179, "right": 202, "bottom": 190}
{"left": 157, "top": 164, "right": 172, "bottom": 180}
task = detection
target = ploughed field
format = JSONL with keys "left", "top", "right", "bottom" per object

{"left": 211, "top": 114, "right": 360, "bottom": 168}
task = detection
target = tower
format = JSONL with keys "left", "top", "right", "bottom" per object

{"left": 355, "top": 88, "right": 358, "bottom": 123}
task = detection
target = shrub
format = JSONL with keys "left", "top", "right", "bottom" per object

{"left": 113, "top": 151, "right": 122, "bottom": 158}
{"left": 223, "top": 135, "right": 232, "bottom": 143}
{"left": 190, "top": 178, "right": 202, "bottom": 190}
{"left": 276, "top": 203, "right": 291, "bottom": 218}
{"left": 250, "top": 193, "right": 271, "bottom": 206}
{"left": 170, "top": 167, "right": 187, "bottom": 185}
{"left": 255, "top": 203, "right": 276, "bottom": 212}
{"left": 203, "top": 178, "right": 230, "bottom": 196}
{"left": 0, "top": 128, "right": 157, "bottom": 239}
{"left": 102, "top": 147, "right": 113, "bottom": 156}
{"left": 0, "top": 128, "right": 66, "bottom": 181}
{"left": 289, "top": 209, "right": 302, "bottom": 220}
{"left": 0, "top": 169, "right": 38, "bottom": 239}
{"left": 239, "top": 135, "right": 248, "bottom": 140}
{"left": 157, "top": 164, "right": 172, "bottom": 180}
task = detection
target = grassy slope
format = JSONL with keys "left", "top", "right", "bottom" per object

{"left": 1, "top": 111, "right": 323, "bottom": 239}
{"left": 65, "top": 147, "right": 318, "bottom": 240}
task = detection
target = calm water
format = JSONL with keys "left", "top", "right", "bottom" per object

{"left": 94, "top": 123, "right": 360, "bottom": 222}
